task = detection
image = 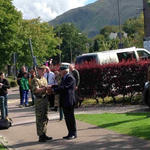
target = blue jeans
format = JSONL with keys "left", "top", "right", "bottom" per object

{"left": 0, "top": 95, "right": 8, "bottom": 119}
{"left": 21, "top": 90, "right": 29, "bottom": 105}
{"left": 31, "top": 91, "right": 35, "bottom": 105}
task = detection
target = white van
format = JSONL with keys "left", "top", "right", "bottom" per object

{"left": 75, "top": 47, "right": 150, "bottom": 65}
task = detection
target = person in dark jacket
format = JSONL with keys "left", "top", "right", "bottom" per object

{"left": 17, "top": 66, "right": 27, "bottom": 106}
{"left": 51, "top": 65, "right": 77, "bottom": 140}
{"left": 0, "top": 72, "right": 10, "bottom": 119}
{"left": 69, "top": 64, "right": 80, "bottom": 107}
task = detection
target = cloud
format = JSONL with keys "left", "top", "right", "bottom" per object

{"left": 13, "top": 0, "right": 88, "bottom": 21}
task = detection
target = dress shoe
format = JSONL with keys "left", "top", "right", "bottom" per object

{"left": 63, "top": 135, "right": 77, "bottom": 140}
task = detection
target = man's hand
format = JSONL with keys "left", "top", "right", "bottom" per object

{"left": 46, "top": 85, "right": 52, "bottom": 94}
{"left": 0, "top": 83, "right": 3, "bottom": 88}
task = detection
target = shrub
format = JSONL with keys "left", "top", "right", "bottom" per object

{"left": 10, "top": 81, "right": 17, "bottom": 87}
{"left": 6, "top": 76, "right": 18, "bottom": 87}
{"left": 76, "top": 60, "right": 150, "bottom": 102}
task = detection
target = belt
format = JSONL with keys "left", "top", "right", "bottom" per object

{"left": 35, "top": 95, "right": 46, "bottom": 99}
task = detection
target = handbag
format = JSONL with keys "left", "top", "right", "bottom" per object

{"left": 0, "top": 118, "right": 12, "bottom": 130}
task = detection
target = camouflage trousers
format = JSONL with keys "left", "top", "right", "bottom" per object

{"left": 35, "top": 97, "right": 48, "bottom": 136}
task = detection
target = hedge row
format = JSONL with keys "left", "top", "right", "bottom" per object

{"left": 76, "top": 60, "right": 150, "bottom": 101}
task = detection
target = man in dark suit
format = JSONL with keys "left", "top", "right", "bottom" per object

{"left": 51, "top": 65, "right": 77, "bottom": 140}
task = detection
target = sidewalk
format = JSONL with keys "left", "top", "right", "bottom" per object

{"left": 1, "top": 87, "right": 150, "bottom": 150}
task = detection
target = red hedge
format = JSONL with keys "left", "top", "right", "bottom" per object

{"left": 76, "top": 60, "right": 150, "bottom": 100}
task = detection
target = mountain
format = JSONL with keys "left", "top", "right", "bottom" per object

{"left": 49, "top": 0, "right": 143, "bottom": 37}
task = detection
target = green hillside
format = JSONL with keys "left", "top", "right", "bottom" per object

{"left": 49, "top": 0, "right": 143, "bottom": 37}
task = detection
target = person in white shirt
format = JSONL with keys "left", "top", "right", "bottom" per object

{"left": 44, "top": 66, "right": 56, "bottom": 110}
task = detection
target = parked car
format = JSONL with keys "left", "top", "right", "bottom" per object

{"left": 75, "top": 47, "right": 150, "bottom": 65}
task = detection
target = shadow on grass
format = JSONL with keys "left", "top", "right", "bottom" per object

{"left": 97, "top": 116, "right": 148, "bottom": 128}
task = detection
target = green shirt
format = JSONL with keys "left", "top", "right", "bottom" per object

{"left": 20, "top": 77, "right": 29, "bottom": 90}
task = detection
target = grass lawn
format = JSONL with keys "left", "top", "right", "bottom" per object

{"left": 0, "top": 144, "right": 6, "bottom": 150}
{"left": 76, "top": 113, "right": 150, "bottom": 140}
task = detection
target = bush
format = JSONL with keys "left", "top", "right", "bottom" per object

{"left": 6, "top": 76, "right": 18, "bottom": 87}
{"left": 10, "top": 81, "right": 17, "bottom": 87}
{"left": 76, "top": 60, "right": 150, "bottom": 102}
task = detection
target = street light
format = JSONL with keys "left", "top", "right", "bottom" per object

{"left": 70, "top": 38, "right": 72, "bottom": 63}
{"left": 58, "top": 31, "right": 62, "bottom": 64}
{"left": 117, "top": 0, "right": 123, "bottom": 48}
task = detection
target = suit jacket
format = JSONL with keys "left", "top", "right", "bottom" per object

{"left": 53, "top": 73, "right": 76, "bottom": 107}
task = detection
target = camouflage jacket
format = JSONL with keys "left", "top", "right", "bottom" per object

{"left": 31, "top": 76, "right": 48, "bottom": 98}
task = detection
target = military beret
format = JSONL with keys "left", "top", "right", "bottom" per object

{"left": 38, "top": 65, "right": 48, "bottom": 69}
{"left": 60, "top": 65, "right": 69, "bottom": 70}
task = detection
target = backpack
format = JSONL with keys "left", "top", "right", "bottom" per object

{"left": 0, "top": 118, "right": 12, "bottom": 130}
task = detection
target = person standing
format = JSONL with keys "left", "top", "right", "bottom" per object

{"left": 0, "top": 72, "right": 10, "bottom": 119}
{"left": 17, "top": 66, "right": 27, "bottom": 106}
{"left": 20, "top": 72, "right": 29, "bottom": 107}
{"left": 54, "top": 70, "right": 63, "bottom": 120}
{"left": 51, "top": 65, "right": 77, "bottom": 140}
{"left": 44, "top": 66, "right": 56, "bottom": 109}
{"left": 69, "top": 64, "right": 80, "bottom": 107}
{"left": 29, "top": 69, "right": 36, "bottom": 105}
{"left": 32, "top": 65, "right": 52, "bottom": 142}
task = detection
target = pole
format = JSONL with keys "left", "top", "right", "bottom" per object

{"left": 29, "top": 38, "right": 34, "bottom": 63}
{"left": 117, "top": 0, "right": 123, "bottom": 48}
{"left": 13, "top": 53, "right": 16, "bottom": 80}
{"left": 58, "top": 32, "right": 61, "bottom": 64}
{"left": 29, "top": 38, "right": 37, "bottom": 72}
{"left": 70, "top": 39, "right": 72, "bottom": 63}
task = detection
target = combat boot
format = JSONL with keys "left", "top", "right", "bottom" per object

{"left": 43, "top": 133, "right": 53, "bottom": 141}
{"left": 39, "top": 135, "right": 46, "bottom": 142}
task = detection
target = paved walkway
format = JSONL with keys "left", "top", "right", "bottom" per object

{"left": 1, "top": 87, "right": 150, "bottom": 150}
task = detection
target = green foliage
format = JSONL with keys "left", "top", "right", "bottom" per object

{"left": 16, "top": 18, "right": 60, "bottom": 67}
{"left": 54, "top": 23, "right": 89, "bottom": 62}
{"left": 100, "top": 26, "right": 119, "bottom": 38}
{"left": 91, "top": 13, "right": 144, "bottom": 51}
{"left": 0, "top": 144, "right": 6, "bottom": 150}
{"left": 76, "top": 113, "right": 150, "bottom": 140}
{"left": 10, "top": 80, "right": 17, "bottom": 87}
{"left": 7, "top": 76, "right": 17, "bottom": 87}
{"left": 0, "top": 0, "right": 22, "bottom": 69}
{"left": 147, "top": 0, "right": 150, "bottom": 6}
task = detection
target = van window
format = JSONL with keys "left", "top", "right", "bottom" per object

{"left": 137, "top": 50, "right": 150, "bottom": 60}
{"left": 117, "top": 51, "right": 136, "bottom": 62}
{"left": 76, "top": 55, "right": 97, "bottom": 64}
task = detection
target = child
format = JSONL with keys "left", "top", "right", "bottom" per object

{"left": 20, "top": 72, "right": 29, "bottom": 107}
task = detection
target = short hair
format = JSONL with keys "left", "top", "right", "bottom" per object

{"left": 0, "top": 72, "right": 4, "bottom": 76}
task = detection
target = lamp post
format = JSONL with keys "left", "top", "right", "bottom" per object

{"left": 58, "top": 31, "right": 62, "bottom": 64}
{"left": 70, "top": 38, "right": 72, "bottom": 63}
{"left": 117, "top": 0, "right": 123, "bottom": 48}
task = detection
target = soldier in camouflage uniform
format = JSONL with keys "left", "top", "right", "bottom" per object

{"left": 32, "top": 65, "right": 52, "bottom": 142}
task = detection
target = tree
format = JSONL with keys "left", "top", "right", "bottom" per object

{"left": 123, "top": 13, "right": 144, "bottom": 47}
{"left": 0, "top": 0, "right": 22, "bottom": 69}
{"left": 54, "top": 23, "right": 89, "bottom": 63}
{"left": 16, "top": 18, "right": 60, "bottom": 67}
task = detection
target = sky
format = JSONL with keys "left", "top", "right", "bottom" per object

{"left": 12, "top": 0, "right": 97, "bottom": 22}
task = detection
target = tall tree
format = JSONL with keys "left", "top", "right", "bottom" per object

{"left": 16, "top": 18, "right": 60, "bottom": 67}
{"left": 0, "top": 0, "right": 22, "bottom": 69}
{"left": 54, "top": 23, "right": 89, "bottom": 63}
